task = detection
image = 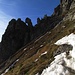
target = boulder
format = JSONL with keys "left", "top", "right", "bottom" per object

{"left": 53, "top": 44, "right": 73, "bottom": 56}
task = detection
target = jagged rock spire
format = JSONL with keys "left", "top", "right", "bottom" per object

{"left": 53, "top": 0, "right": 74, "bottom": 16}
{"left": 60, "top": 0, "right": 73, "bottom": 11}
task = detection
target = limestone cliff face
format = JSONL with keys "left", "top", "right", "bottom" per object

{"left": 60, "top": 0, "right": 73, "bottom": 11}
{"left": 70, "top": 0, "right": 75, "bottom": 9}
{"left": 54, "top": 0, "right": 74, "bottom": 16}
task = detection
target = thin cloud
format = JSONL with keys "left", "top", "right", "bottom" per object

{"left": 0, "top": 0, "right": 17, "bottom": 6}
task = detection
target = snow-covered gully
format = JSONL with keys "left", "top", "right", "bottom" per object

{"left": 40, "top": 33, "right": 75, "bottom": 75}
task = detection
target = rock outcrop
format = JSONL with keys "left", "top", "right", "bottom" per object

{"left": 60, "top": 0, "right": 73, "bottom": 12}
{"left": 54, "top": 44, "right": 73, "bottom": 56}
{"left": 54, "top": 0, "right": 73, "bottom": 16}
{"left": 0, "top": 18, "right": 30, "bottom": 63}
{"left": 0, "top": 14, "right": 63, "bottom": 64}
{"left": 25, "top": 17, "right": 34, "bottom": 40}
{"left": 37, "top": 18, "right": 41, "bottom": 24}
{"left": 1, "top": 0, "right": 74, "bottom": 65}
{"left": 70, "top": 0, "right": 75, "bottom": 9}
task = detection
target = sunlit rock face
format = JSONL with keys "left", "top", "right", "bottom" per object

{"left": 54, "top": 0, "right": 74, "bottom": 16}
{"left": 54, "top": 0, "right": 75, "bottom": 21}
{"left": 70, "top": 0, "right": 75, "bottom": 9}
{"left": 60, "top": 0, "right": 73, "bottom": 11}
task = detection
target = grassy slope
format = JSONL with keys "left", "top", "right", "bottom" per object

{"left": 4, "top": 18, "right": 75, "bottom": 75}
{"left": 3, "top": 7, "right": 75, "bottom": 75}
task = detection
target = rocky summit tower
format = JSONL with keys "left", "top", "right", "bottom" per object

{"left": 53, "top": 0, "right": 74, "bottom": 16}
{"left": 60, "top": 0, "right": 73, "bottom": 12}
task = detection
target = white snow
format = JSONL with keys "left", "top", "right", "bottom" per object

{"left": 24, "top": 48, "right": 27, "bottom": 51}
{"left": 40, "top": 45, "right": 43, "bottom": 47}
{"left": 62, "top": 25, "right": 66, "bottom": 28}
{"left": 1, "top": 59, "right": 19, "bottom": 75}
{"left": 35, "top": 59, "right": 38, "bottom": 62}
{"left": 41, "top": 51, "right": 47, "bottom": 56}
{"left": 55, "top": 33, "right": 75, "bottom": 58}
{"left": 39, "top": 51, "right": 47, "bottom": 58}
{"left": 16, "top": 59, "right": 19, "bottom": 62}
{"left": 35, "top": 51, "right": 47, "bottom": 62}
{"left": 41, "top": 33, "right": 75, "bottom": 75}
{"left": 1, "top": 68, "right": 10, "bottom": 75}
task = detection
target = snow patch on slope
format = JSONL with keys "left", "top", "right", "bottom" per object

{"left": 35, "top": 51, "right": 47, "bottom": 62}
{"left": 1, "top": 59, "right": 19, "bottom": 75}
{"left": 41, "top": 33, "right": 75, "bottom": 75}
{"left": 41, "top": 51, "right": 47, "bottom": 56}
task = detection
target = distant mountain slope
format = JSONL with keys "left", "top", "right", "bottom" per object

{"left": 1, "top": 0, "right": 75, "bottom": 75}
{"left": 0, "top": 14, "right": 62, "bottom": 65}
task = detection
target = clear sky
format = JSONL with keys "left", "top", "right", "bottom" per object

{"left": 0, "top": 0, "right": 60, "bottom": 42}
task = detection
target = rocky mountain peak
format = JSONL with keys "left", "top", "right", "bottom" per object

{"left": 0, "top": 12, "right": 63, "bottom": 65}
{"left": 1, "top": 1, "right": 75, "bottom": 75}
{"left": 0, "top": 18, "right": 29, "bottom": 63}
{"left": 54, "top": 0, "right": 74, "bottom": 16}
{"left": 60, "top": 0, "right": 73, "bottom": 11}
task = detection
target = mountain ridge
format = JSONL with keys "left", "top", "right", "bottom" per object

{"left": 0, "top": 0, "right": 75, "bottom": 75}
{"left": 0, "top": 8, "right": 63, "bottom": 65}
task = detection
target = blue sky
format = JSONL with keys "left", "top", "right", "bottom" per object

{"left": 0, "top": 0, "right": 60, "bottom": 41}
